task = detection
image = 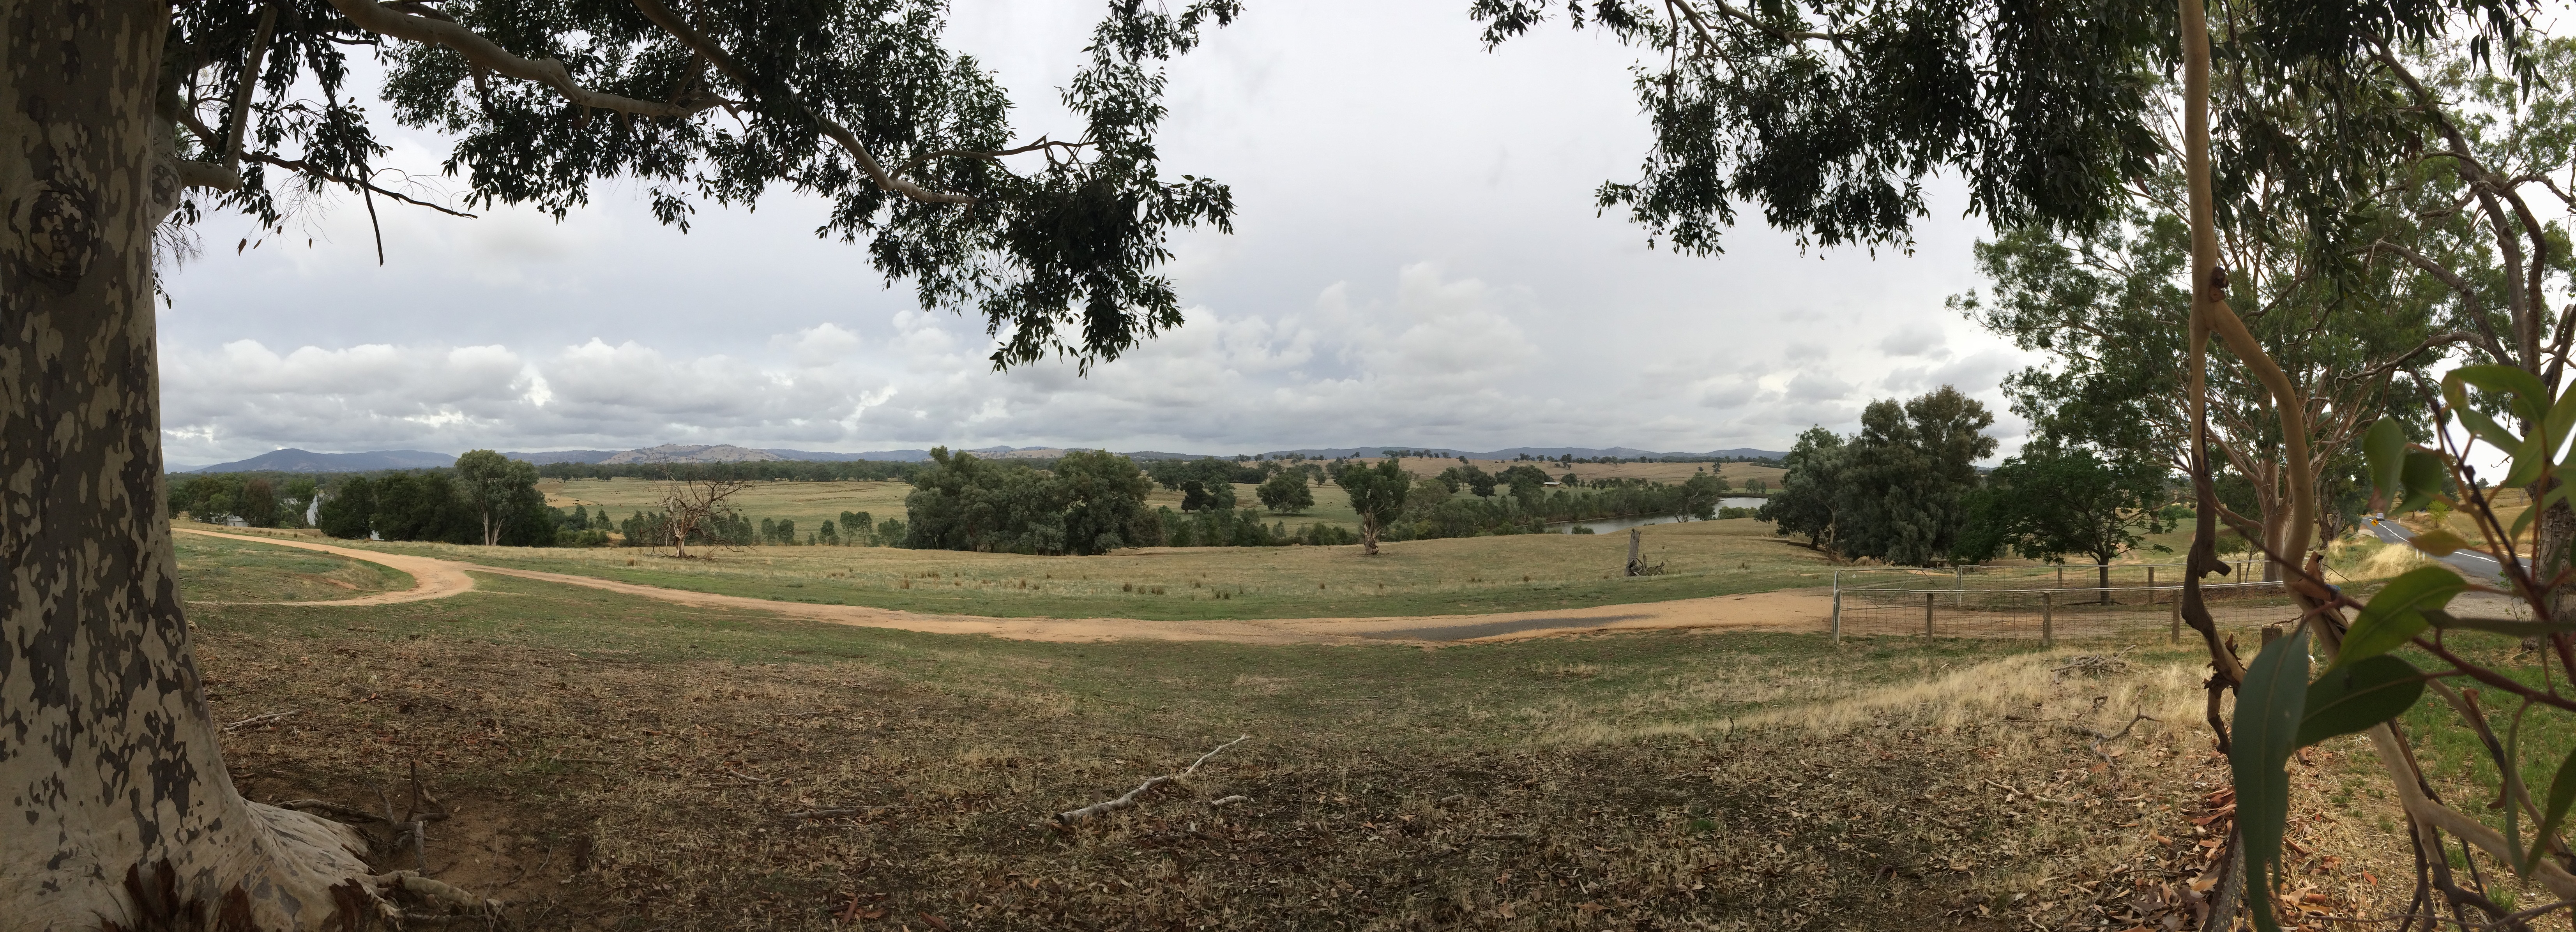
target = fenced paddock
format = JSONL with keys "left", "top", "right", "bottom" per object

{"left": 1830, "top": 561, "right": 2303, "bottom": 641}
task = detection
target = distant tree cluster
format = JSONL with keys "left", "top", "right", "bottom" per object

{"left": 1756, "top": 387, "right": 1999, "bottom": 566}
{"left": 535, "top": 459, "right": 919, "bottom": 482}
{"left": 168, "top": 473, "right": 320, "bottom": 530}
{"left": 312, "top": 451, "right": 568, "bottom": 546}
{"left": 903, "top": 448, "right": 1164, "bottom": 554}
{"left": 1952, "top": 441, "right": 2171, "bottom": 596}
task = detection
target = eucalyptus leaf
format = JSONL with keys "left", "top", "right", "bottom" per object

{"left": 2233, "top": 629, "right": 2309, "bottom": 932}
{"left": 2363, "top": 418, "right": 2407, "bottom": 509}
{"left": 2341, "top": 567, "right": 2465, "bottom": 664}
{"left": 2450, "top": 364, "right": 2552, "bottom": 424}
{"left": 2408, "top": 528, "right": 2472, "bottom": 557}
{"left": 2399, "top": 451, "right": 2451, "bottom": 514}
{"left": 2296, "top": 655, "right": 2422, "bottom": 748}
{"left": 2526, "top": 747, "right": 2576, "bottom": 876}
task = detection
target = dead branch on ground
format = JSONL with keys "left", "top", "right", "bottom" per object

{"left": 1051, "top": 735, "right": 1249, "bottom": 827}
{"left": 222, "top": 709, "right": 298, "bottom": 730}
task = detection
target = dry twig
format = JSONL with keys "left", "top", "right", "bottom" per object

{"left": 222, "top": 710, "right": 298, "bottom": 731}
{"left": 1051, "top": 735, "right": 1249, "bottom": 827}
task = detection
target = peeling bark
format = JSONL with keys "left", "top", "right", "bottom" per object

{"left": 1, "top": 1, "right": 375, "bottom": 926}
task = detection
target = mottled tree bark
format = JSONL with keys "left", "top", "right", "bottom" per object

{"left": 2, "top": 0, "right": 375, "bottom": 926}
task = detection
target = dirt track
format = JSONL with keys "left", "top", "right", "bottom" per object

{"left": 174, "top": 529, "right": 1834, "bottom": 644}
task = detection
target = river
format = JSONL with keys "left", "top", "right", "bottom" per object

{"left": 1550, "top": 498, "right": 1767, "bottom": 535}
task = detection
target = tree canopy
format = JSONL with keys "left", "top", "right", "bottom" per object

{"left": 162, "top": 0, "right": 1241, "bottom": 368}
{"left": 1953, "top": 441, "right": 2171, "bottom": 597}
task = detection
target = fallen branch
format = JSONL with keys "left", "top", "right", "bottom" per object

{"left": 1051, "top": 735, "right": 1249, "bottom": 827}
{"left": 781, "top": 805, "right": 896, "bottom": 821}
{"left": 223, "top": 710, "right": 298, "bottom": 731}
{"left": 2074, "top": 713, "right": 2159, "bottom": 765}
{"left": 1210, "top": 795, "right": 1250, "bottom": 808}
{"left": 2052, "top": 651, "right": 2131, "bottom": 683}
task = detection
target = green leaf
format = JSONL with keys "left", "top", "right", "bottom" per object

{"left": 2507, "top": 430, "right": 2549, "bottom": 488}
{"left": 2363, "top": 418, "right": 2407, "bottom": 510}
{"left": 2233, "top": 628, "right": 2311, "bottom": 932}
{"left": 2452, "top": 407, "right": 2514, "bottom": 453}
{"left": 2525, "top": 747, "right": 2576, "bottom": 876}
{"left": 2451, "top": 364, "right": 2552, "bottom": 424}
{"left": 2546, "top": 387, "right": 2576, "bottom": 460}
{"left": 2455, "top": 404, "right": 2521, "bottom": 451}
{"left": 2408, "top": 528, "right": 2472, "bottom": 556}
{"left": 2342, "top": 567, "right": 2465, "bottom": 664}
{"left": 2399, "top": 450, "right": 2451, "bottom": 514}
{"left": 2513, "top": 504, "right": 2542, "bottom": 544}
{"left": 2296, "top": 655, "right": 2423, "bottom": 748}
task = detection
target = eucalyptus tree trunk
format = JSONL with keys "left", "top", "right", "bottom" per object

{"left": 1, "top": 0, "right": 375, "bottom": 926}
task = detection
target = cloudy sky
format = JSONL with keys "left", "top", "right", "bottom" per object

{"left": 158, "top": 0, "right": 2030, "bottom": 467}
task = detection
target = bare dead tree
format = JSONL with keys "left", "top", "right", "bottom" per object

{"left": 657, "top": 478, "right": 749, "bottom": 559}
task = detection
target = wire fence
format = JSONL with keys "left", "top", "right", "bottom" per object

{"left": 1830, "top": 561, "right": 2306, "bottom": 641}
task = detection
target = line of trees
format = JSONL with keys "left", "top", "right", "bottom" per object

{"left": 168, "top": 473, "right": 320, "bottom": 529}
{"left": 313, "top": 464, "right": 565, "bottom": 547}
{"left": 533, "top": 459, "right": 920, "bottom": 482}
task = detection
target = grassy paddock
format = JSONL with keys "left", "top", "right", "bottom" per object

{"left": 174, "top": 531, "right": 414, "bottom": 602}
{"left": 181, "top": 559, "right": 2421, "bottom": 930}
{"left": 542, "top": 478, "right": 1371, "bottom": 536}
{"left": 285, "top": 517, "right": 1840, "bottom": 621}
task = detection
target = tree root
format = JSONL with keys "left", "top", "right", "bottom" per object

{"left": 1051, "top": 735, "right": 1249, "bottom": 827}
{"left": 374, "top": 870, "right": 502, "bottom": 919}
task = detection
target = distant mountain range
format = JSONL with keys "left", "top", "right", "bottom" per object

{"left": 189, "top": 448, "right": 460, "bottom": 473}
{"left": 181, "top": 443, "right": 1785, "bottom": 473}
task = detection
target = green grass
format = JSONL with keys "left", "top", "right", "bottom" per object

{"left": 299, "top": 517, "right": 1837, "bottom": 620}
{"left": 174, "top": 531, "right": 413, "bottom": 602}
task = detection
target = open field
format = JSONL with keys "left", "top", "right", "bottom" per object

{"left": 232, "top": 517, "right": 1841, "bottom": 622}
{"left": 175, "top": 545, "right": 2440, "bottom": 930}
{"left": 175, "top": 530, "right": 415, "bottom": 602}
{"left": 541, "top": 478, "right": 1371, "bottom": 536}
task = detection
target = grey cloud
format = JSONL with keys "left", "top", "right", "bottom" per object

{"left": 1876, "top": 322, "right": 1949, "bottom": 358}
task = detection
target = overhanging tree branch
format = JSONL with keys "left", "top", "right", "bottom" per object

{"left": 624, "top": 0, "right": 973, "bottom": 205}
{"left": 175, "top": 3, "right": 278, "bottom": 192}
{"left": 322, "top": 0, "right": 726, "bottom": 119}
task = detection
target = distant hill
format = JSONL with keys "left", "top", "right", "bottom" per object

{"left": 758, "top": 448, "right": 932, "bottom": 462}
{"left": 498, "top": 449, "right": 622, "bottom": 465}
{"left": 190, "top": 442, "right": 1789, "bottom": 474}
{"left": 599, "top": 444, "right": 781, "bottom": 464}
{"left": 192, "top": 448, "right": 456, "bottom": 473}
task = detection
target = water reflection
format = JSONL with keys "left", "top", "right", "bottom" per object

{"left": 1550, "top": 497, "right": 1767, "bottom": 535}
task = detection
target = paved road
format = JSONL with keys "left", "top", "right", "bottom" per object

{"left": 2363, "top": 514, "right": 2525, "bottom": 581}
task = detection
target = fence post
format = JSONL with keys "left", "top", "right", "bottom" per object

{"left": 1924, "top": 591, "right": 1935, "bottom": 639}
{"left": 1831, "top": 589, "right": 1842, "bottom": 643}
{"left": 2057, "top": 566, "right": 2064, "bottom": 588}
{"left": 2170, "top": 590, "right": 2182, "bottom": 644}
{"left": 2041, "top": 590, "right": 2053, "bottom": 646}
{"left": 2147, "top": 565, "right": 2156, "bottom": 600}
